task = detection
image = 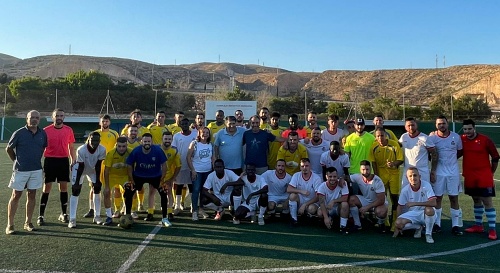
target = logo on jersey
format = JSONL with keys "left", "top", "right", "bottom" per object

{"left": 152, "top": 157, "right": 156, "bottom": 161}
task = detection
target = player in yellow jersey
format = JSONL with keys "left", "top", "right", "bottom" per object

{"left": 267, "top": 112, "right": 287, "bottom": 169}
{"left": 167, "top": 111, "right": 184, "bottom": 135}
{"left": 126, "top": 125, "right": 140, "bottom": 149}
{"left": 190, "top": 112, "right": 205, "bottom": 131}
{"left": 369, "top": 127, "right": 404, "bottom": 231}
{"left": 102, "top": 137, "right": 132, "bottom": 225}
{"left": 277, "top": 132, "right": 309, "bottom": 175}
{"left": 305, "top": 111, "right": 326, "bottom": 136}
{"left": 147, "top": 111, "right": 170, "bottom": 145}
{"left": 259, "top": 107, "right": 271, "bottom": 131}
{"left": 125, "top": 125, "right": 141, "bottom": 217}
{"left": 370, "top": 115, "right": 398, "bottom": 142}
{"left": 207, "top": 110, "right": 225, "bottom": 136}
{"left": 120, "top": 109, "right": 150, "bottom": 139}
{"left": 160, "top": 131, "right": 181, "bottom": 220}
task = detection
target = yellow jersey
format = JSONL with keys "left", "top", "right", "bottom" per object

{"left": 95, "top": 129, "right": 119, "bottom": 153}
{"left": 120, "top": 125, "right": 150, "bottom": 139}
{"left": 207, "top": 121, "right": 225, "bottom": 136}
{"left": 369, "top": 139, "right": 403, "bottom": 175}
{"left": 162, "top": 146, "right": 181, "bottom": 181}
{"left": 127, "top": 139, "right": 141, "bottom": 149}
{"left": 267, "top": 126, "right": 287, "bottom": 169}
{"left": 166, "top": 123, "right": 182, "bottom": 135}
{"left": 104, "top": 147, "right": 133, "bottom": 183}
{"left": 147, "top": 124, "right": 170, "bottom": 145}
{"left": 277, "top": 143, "right": 309, "bottom": 175}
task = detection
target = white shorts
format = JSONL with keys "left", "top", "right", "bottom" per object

{"left": 175, "top": 169, "right": 192, "bottom": 185}
{"left": 71, "top": 163, "right": 96, "bottom": 185}
{"left": 9, "top": 169, "right": 43, "bottom": 191}
{"left": 268, "top": 195, "right": 289, "bottom": 204}
{"left": 398, "top": 209, "right": 436, "bottom": 225}
{"left": 356, "top": 195, "right": 389, "bottom": 207}
{"left": 432, "top": 174, "right": 462, "bottom": 196}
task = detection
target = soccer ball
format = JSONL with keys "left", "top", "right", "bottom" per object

{"left": 119, "top": 215, "right": 133, "bottom": 229}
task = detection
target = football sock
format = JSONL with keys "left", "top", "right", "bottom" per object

{"left": 450, "top": 208, "right": 461, "bottom": 227}
{"left": 69, "top": 195, "right": 79, "bottom": 220}
{"left": 105, "top": 208, "right": 112, "bottom": 218}
{"left": 60, "top": 192, "right": 68, "bottom": 214}
{"left": 259, "top": 206, "right": 266, "bottom": 218}
{"left": 474, "top": 205, "right": 485, "bottom": 226}
{"left": 485, "top": 207, "right": 496, "bottom": 230}
{"left": 350, "top": 207, "right": 361, "bottom": 226}
{"left": 376, "top": 216, "right": 385, "bottom": 225}
{"left": 132, "top": 196, "right": 138, "bottom": 212}
{"left": 167, "top": 207, "right": 173, "bottom": 214}
{"left": 181, "top": 187, "right": 187, "bottom": 203}
{"left": 40, "top": 192, "right": 49, "bottom": 216}
{"left": 147, "top": 208, "right": 155, "bottom": 215}
{"left": 425, "top": 214, "right": 436, "bottom": 235}
{"left": 113, "top": 196, "right": 122, "bottom": 212}
{"left": 340, "top": 217, "right": 348, "bottom": 227}
{"left": 233, "top": 196, "right": 242, "bottom": 209}
{"left": 94, "top": 194, "right": 101, "bottom": 217}
{"left": 289, "top": 201, "right": 298, "bottom": 221}
{"left": 175, "top": 195, "right": 182, "bottom": 208}
{"left": 435, "top": 208, "right": 442, "bottom": 227}
{"left": 137, "top": 190, "right": 145, "bottom": 207}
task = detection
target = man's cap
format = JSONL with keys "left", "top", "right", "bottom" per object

{"left": 355, "top": 118, "right": 365, "bottom": 125}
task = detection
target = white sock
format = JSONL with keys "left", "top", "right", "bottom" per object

{"left": 340, "top": 217, "right": 348, "bottom": 227}
{"left": 105, "top": 208, "right": 112, "bottom": 218}
{"left": 204, "top": 202, "right": 218, "bottom": 211}
{"left": 233, "top": 196, "right": 242, "bottom": 209}
{"left": 259, "top": 206, "right": 266, "bottom": 218}
{"left": 70, "top": 195, "right": 79, "bottom": 220}
{"left": 94, "top": 194, "right": 101, "bottom": 217}
{"left": 425, "top": 215, "right": 436, "bottom": 235}
{"left": 376, "top": 216, "right": 385, "bottom": 225}
{"left": 450, "top": 208, "right": 461, "bottom": 227}
{"left": 175, "top": 195, "right": 182, "bottom": 208}
{"left": 435, "top": 208, "right": 442, "bottom": 226}
{"left": 289, "top": 201, "right": 298, "bottom": 220}
{"left": 350, "top": 206, "right": 361, "bottom": 226}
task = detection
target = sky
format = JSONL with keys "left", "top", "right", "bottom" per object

{"left": 1, "top": 1, "right": 499, "bottom": 72}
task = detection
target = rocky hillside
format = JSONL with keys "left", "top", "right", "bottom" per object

{"left": 1, "top": 53, "right": 500, "bottom": 108}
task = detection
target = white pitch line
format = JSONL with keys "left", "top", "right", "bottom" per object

{"left": 116, "top": 224, "right": 162, "bottom": 273}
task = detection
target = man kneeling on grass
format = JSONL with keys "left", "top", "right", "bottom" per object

{"left": 316, "top": 167, "right": 350, "bottom": 234}
{"left": 393, "top": 167, "right": 437, "bottom": 244}
{"left": 220, "top": 164, "right": 268, "bottom": 225}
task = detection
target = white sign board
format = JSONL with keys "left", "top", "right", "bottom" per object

{"left": 205, "top": 101, "right": 257, "bottom": 122}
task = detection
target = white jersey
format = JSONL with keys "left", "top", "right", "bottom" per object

{"left": 302, "top": 140, "right": 330, "bottom": 175}
{"left": 203, "top": 169, "right": 239, "bottom": 200}
{"left": 398, "top": 181, "right": 436, "bottom": 212}
{"left": 350, "top": 173, "right": 385, "bottom": 204}
{"left": 172, "top": 130, "right": 198, "bottom": 170}
{"left": 319, "top": 152, "right": 350, "bottom": 177}
{"left": 241, "top": 174, "right": 267, "bottom": 204}
{"left": 399, "top": 132, "right": 435, "bottom": 172}
{"left": 316, "top": 182, "right": 349, "bottom": 205}
{"left": 321, "top": 128, "right": 345, "bottom": 143}
{"left": 289, "top": 172, "right": 323, "bottom": 203}
{"left": 429, "top": 131, "right": 462, "bottom": 176}
{"left": 72, "top": 144, "right": 106, "bottom": 184}
{"left": 261, "top": 170, "right": 291, "bottom": 198}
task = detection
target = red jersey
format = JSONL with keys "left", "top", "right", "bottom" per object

{"left": 461, "top": 133, "right": 499, "bottom": 177}
{"left": 282, "top": 128, "right": 308, "bottom": 140}
{"left": 44, "top": 124, "right": 75, "bottom": 158}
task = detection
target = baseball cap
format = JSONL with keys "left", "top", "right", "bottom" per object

{"left": 355, "top": 118, "right": 365, "bottom": 125}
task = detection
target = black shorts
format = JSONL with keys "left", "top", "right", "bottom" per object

{"left": 44, "top": 157, "right": 70, "bottom": 183}
{"left": 464, "top": 187, "right": 496, "bottom": 197}
{"left": 132, "top": 175, "right": 161, "bottom": 191}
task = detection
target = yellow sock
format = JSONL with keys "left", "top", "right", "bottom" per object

{"left": 132, "top": 196, "right": 138, "bottom": 212}
{"left": 138, "top": 190, "right": 145, "bottom": 206}
{"left": 147, "top": 208, "right": 155, "bottom": 214}
{"left": 113, "top": 196, "right": 122, "bottom": 212}
{"left": 181, "top": 187, "right": 187, "bottom": 203}
{"left": 167, "top": 207, "right": 173, "bottom": 214}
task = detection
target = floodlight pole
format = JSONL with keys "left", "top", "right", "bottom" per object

{"left": 451, "top": 94, "right": 455, "bottom": 132}
{"left": 1, "top": 88, "right": 6, "bottom": 140}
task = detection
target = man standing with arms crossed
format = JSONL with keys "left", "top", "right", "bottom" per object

{"left": 38, "top": 108, "right": 76, "bottom": 226}
{"left": 6, "top": 110, "right": 47, "bottom": 234}
{"left": 461, "top": 119, "right": 499, "bottom": 240}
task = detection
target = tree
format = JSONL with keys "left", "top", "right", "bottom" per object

{"left": 327, "top": 102, "right": 348, "bottom": 117}
{"left": 453, "top": 95, "right": 491, "bottom": 120}
{"left": 225, "top": 85, "right": 254, "bottom": 101}
{"left": 372, "top": 97, "right": 402, "bottom": 120}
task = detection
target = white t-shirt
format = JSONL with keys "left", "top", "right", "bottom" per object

{"left": 241, "top": 175, "right": 267, "bottom": 204}
{"left": 203, "top": 169, "right": 239, "bottom": 200}
{"left": 289, "top": 172, "right": 323, "bottom": 202}
{"left": 319, "top": 152, "right": 350, "bottom": 177}
{"left": 302, "top": 140, "right": 330, "bottom": 175}
{"left": 398, "top": 181, "right": 436, "bottom": 212}
{"left": 74, "top": 144, "right": 106, "bottom": 183}
{"left": 261, "top": 170, "right": 291, "bottom": 198}
{"left": 316, "top": 182, "right": 349, "bottom": 205}
{"left": 172, "top": 130, "right": 198, "bottom": 170}
{"left": 191, "top": 141, "right": 213, "bottom": 173}
{"left": 399, "top": 132, "right": 435, "bottom": 172}
{"left": 428, "top": 131, "right": 462, "bottom": 176}
{"left": 321, "top": 128, "right": 345, "bottom": 143}
{"left": 350, "top": 173, "right": 385, "bottom": 204}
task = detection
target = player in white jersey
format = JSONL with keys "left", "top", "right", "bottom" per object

{"left": 287, "top": 158, "right": 323, "bottom": 226}
{"left": 321, "top": 114, "right": 345, "bottom": 143}
{"left": 302, "top": 127, "right": 330, "bottom": 176}
{"left": 320, "top": 141, "right": 352, "bottom": 191}
{"left": 261, "top": 159, "right": 292, "bottom": 218}
{"left": 393, "top": 167, "right": 437, "bottom": 244}
{"left": 348, "top": 160, "right": 388, "bottom": 232}
{"left": 202, "top": 159, "right": 240, "bottom": 220}
{"left": 428, "top": 115, "right": 464, "bottom": 235}
{"left": 399, "top": 117, "right": 437, "bottom": 188}
{"left": 69, "top": 132, "right": 106, "bottom": 228}
{"left": 221, "top": 164, "right": 268, "bottom": 225}
{"left": 316, "top": 167, "right": 350, "bottom": 233}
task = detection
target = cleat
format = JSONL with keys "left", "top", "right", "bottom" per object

{"left": 37, "top": 216, "right": 45, "bottom": 226}
{"left": 290, "top": 218, "right": 298, "bottom": 227}
{"left": 58, "top": 213, "right": 69, "bottom": 223}
{"left": 192, "top": 212, "right": 199, "bottom": 221}
{"left": 167, "top": 213, "right": 174, "bottom": 221}
{"left": 377, "top": 223, "right": 387, "bottom": 233}
{"left": 425, "top": 234, "right": 434, "bottom": 244}
{"left": 68, "top": 219, "right": 77, "bottom": 228}
{"left": 258, "top": 216, "right": 265, "bottom": 226}
{"left": 23, "top": 223, "right": 36, "bottom": 232}
{"left": 465, "top": 224, "right": 484, "bottom": 233}
{"left": 144, "top": 213, "right": 154, "bottom": 221}
{"left": 488, "top": 230, "right": 497, "bottom": 240}
{"left": 214, "top": 209, "right": 224, "bottom": 221}
{"left": 93, "top": 216, "right": 103, "bottom": 225}
{"left": 5, "top": 225, "right": 15, "bottom": 235}
{"left": 161, "top": 218, "right": 172, "bottom": 227}
{"left": 340, "top": 226, "right": 349, "bottom": 235}
{"left": 198, "top": 210, "right": 209, "bottom": 219}
{"left": 233, "top": 218, "right": 240, "bottom": 225}
{"left": 451, "top": 226, "right": 463, "bottom": 236}
{"left": 112, "top": 211, "right": 121, "bottom": 218}
{"left": 350, "top": 225, "right": 362, "bottom": 233}
{"left": 131, "top": 212, "right": 139, "bottom": 219}
{"left": 103, "top": 217, "right": 113, "bottom": 226}
{"left": 414, "top": 226, "right": 422, "bottom": 238}
{"left": 138, "top": 204, "right": 145, "bottom": 213}
{"left": 432, "top": 224, "right": 442, "bottom": 233}
{"left": 83, "top": 209, "right": 94, "bottom": 218}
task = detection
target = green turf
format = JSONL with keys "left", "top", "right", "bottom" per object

{"left": 0, "top": 143, "right": 500, "bottom": 273}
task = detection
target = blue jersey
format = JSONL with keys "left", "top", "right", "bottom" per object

{"left": 126, "top": 145, "right": 167, "bottom": 178}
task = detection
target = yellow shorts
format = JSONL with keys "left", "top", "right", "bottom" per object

{"left": 378, "top": 169, "right": 400, "bottom": 195}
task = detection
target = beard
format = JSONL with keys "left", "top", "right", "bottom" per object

{"left": 143, "top": 144, "right": 151, "bottom": 150}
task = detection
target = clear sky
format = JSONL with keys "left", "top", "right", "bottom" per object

{"left": 1, "top": 1, "right": 499, "bottom": 72}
